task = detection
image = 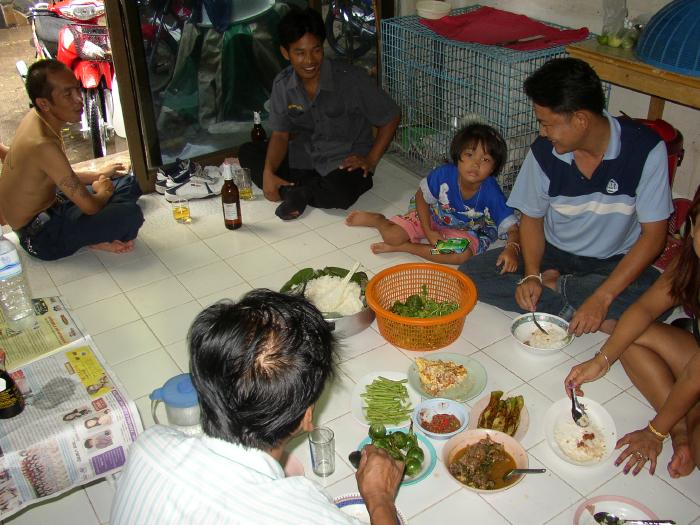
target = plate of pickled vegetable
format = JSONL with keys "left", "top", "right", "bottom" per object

{"left": 350, "top": 371, "right": 421, "bottom": 428}
{"left": 356, "top": 424, "right": 437, "bottom": 486}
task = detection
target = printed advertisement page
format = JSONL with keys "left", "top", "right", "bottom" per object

{"left": 0, "top": 337, "right": 142, "bottom": 520}
{"left": 0, "top": 296, "right": 83, "bottom": 369}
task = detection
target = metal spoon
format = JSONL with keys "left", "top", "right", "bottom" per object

{"left": 502, "top": 468, "right": 546, "bottom": 480}
{"left": 593, "top": 511, "right": 675, "bottom": 524}
{"left": 570, "top": 387, "right": 590, "bottom": 427}
{"left": 532, "top": 312, "right": 549, "bottom": 334}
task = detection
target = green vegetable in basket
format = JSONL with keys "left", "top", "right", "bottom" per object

{"left": 390, "top": 284, "right": 459, "bottom": 318}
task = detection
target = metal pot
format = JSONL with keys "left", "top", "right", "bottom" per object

{"left": 324, "top": 305, "right": 375, "bottom": 338}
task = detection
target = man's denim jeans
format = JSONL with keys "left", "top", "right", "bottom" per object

{"left": 458, "top": 241, "right": 666, "bottom": 321}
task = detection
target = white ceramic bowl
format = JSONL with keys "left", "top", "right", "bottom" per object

{"left": 510, "top": 312, "right": 573, "bottom": 356}
{"left": 442, "top": 428, "right": 528, "bottom": 493}
{"left": 416, "top": 1, "right": 451, "bottom": 20}
{"left": 412, "top": 398, "right": 468, "bottom": 440}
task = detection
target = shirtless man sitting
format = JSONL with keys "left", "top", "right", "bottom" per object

{"left": 0, "top": 59, "right": 143, "bottom": 261}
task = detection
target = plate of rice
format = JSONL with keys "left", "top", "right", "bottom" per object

{"left": 543, "top": 397, "right": 616, "bottom": 466}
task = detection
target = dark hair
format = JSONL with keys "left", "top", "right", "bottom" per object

{"left": 189, "top": 289, "right": 336, "bottom": 450}
{"left": 278, "top": 7, "right": 325, "bottom": 49}
{"left": 670, "top": 192, "right": 700, "bottom": 317}
{"left": 25, "top": 59, "right": 68, "bottom": 108}
{"left": 523, "top": 58, "right": 605, "bottom": 116}
{"left": 450, "top": 123, "right": 508, "bottom": 176}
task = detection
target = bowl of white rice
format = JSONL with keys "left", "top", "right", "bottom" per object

{"left": 281, "top": 267, "right": 375, "bottom": 338}
{"left": 510, "top": 313, "right": 573, "bottom": 356}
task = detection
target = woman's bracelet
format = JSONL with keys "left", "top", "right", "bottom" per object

{"left": 505, "top": 241, "right": 521, "bottom": 253}
{"left": 647, "top": 421, "right": 669, "bottom": 440}
{"left": 595, "top": 349, "right": 611, "bottom": 375}
{"left": 517, "top": 273, "right": 542, "bottom": 285}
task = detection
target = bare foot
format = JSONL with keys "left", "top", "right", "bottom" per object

{"left": 668, "top": 427, "right": 696, "bottom": 478}
{"left": 370, "top": 242, "right": 399, "bottom": 254}
{"left": 90, "top": 240, "right": 134, "bottom": 254}
{"left": 542, "top": 268, "right": 561, "bottom": 291}
{"left": 346, "top": 211, "right": 386, "bottom": 227}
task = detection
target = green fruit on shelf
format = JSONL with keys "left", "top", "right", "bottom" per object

{"left": 621, "top": 37, "right": 635, "bottom": 49}
{"left": 607, "top": 35, "right": 623, "bottom": 48}
{"left": 596, "top": 34, "right": 609, "bottom": 45}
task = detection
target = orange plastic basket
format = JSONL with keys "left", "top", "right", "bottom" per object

{"left": 365, "top": 263, "right": 478, "bottom": 351}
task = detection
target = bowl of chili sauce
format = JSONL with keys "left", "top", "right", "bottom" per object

{"left": 413, "top": 398, "right": 468, "bottom": 440}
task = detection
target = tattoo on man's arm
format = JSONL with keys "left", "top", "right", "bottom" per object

{"left": 58, "top": 173, "right": 90, "bottom": 199}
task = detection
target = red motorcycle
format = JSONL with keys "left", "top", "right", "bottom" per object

{"left": 17, "top": 0, "right": 114, "bottom": 158}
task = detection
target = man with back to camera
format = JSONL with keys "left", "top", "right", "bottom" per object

{"left": 111, "top": 289, "right": 404, "bottom": 525}
{"left": 239, "top": 7, "right": 401, "bottom": 221}
{"left": 459, "top": 58, "right": 672, "bottom": 336}
{"left": 0, "top": 59, "right": 143, "bottom": 261}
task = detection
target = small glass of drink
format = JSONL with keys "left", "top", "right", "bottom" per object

{"left": 234, "top": 168, "right": 254, "bottom": 201}
{"left": 308, "top": 426, "right": 335, "bottom": 477}
{"left": 171, "top": 198, "right": 191, "bottom": 224}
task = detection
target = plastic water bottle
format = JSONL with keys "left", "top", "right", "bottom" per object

{"left": 0, "top": 235, "right": 35, "bottom": 331}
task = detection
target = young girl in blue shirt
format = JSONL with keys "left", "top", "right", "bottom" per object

{"left": 347, "top": 124, "right": 520, "bottom": 268}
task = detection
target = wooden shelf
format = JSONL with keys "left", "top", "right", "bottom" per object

{"left": 566, "top": 39, "right": 700, "bottom": 119}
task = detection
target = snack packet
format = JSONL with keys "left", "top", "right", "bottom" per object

{"left": 431, "top": 238, "right": 470, "bottom": 255}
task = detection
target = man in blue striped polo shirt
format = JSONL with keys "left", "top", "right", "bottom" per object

{"left": 460, "top": 58, "right": 672, "bottom": 336}
{"left": 111, "top": 290, "right": 403, "bottom": 524}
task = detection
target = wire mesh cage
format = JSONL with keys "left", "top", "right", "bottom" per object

{"left": 381, "top": 5, "right": 578, "bottom": 194}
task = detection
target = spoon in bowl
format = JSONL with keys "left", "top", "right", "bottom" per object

{"left": 532, "top": 312, "right": 549, "bottom": 334}
{"left": 502, "top": 468, "right": 546, "bottom": 481}
{"left": 593, "top": 511, "right": 675, "bottom": 524}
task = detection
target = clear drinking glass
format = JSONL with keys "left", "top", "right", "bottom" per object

{"left": 171, "top": 198, "right": 191, "bottom": 224}
{"left": 308, "top": 427, "right": 335, "bottom": 477}
{"left": 234, "top": 168, "right": 254, "bottom": 201}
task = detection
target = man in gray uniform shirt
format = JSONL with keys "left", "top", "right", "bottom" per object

{"left": 239, "top": 7, "right": 400, "bottom": 221}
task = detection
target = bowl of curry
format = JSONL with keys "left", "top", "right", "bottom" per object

{"left": 442, "top": 429, "right": 528, "bottom": 493}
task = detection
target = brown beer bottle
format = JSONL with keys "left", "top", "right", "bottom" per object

{"left": 251, "top": 111, "right": 267, "bottom": 143}
{"left": 221, "top": 165, "right": 242, "bottom": 230}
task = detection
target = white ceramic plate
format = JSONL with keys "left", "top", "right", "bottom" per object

{"left": 573, "top": 495, "right": 659, "bottom": 525}
{"left": 334, "top": 493, "right": 408, "bottom": 524}
{"left": 407, "top": 353, "right": 487, "bottom": 402}
{"left": 543, "top": 397, "right": 617, "bottom": 466}
{"left": 467, "top": 393, "right": 529, "bottom": 442}
{"left": 350, "top": 371, "right": 421, "bottom": 428}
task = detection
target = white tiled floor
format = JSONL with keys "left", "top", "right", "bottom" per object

{"left": 5, "top": 156, "right": 700, "bottom": 524}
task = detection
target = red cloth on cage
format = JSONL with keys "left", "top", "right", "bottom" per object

{"left": 419, "top": 6, "right": 589, "bottom": 51}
